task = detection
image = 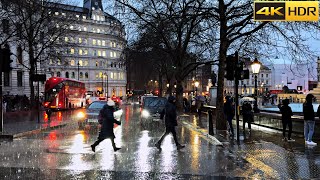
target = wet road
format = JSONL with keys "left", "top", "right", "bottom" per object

{"left": 0, "top": 104, "right": 270, "bottom": 179}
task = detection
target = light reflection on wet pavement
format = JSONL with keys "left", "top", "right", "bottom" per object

{"left": 2, "top": 104, "right": 319, "bottom": 179}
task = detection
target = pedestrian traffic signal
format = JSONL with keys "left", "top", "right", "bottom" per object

{"left": 0, "top": 47, "right": 13, "bottom": 73}
{"left": 225, "top": 55, "right": 236, "bottom": 80}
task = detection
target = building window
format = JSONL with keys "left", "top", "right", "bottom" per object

{"left": 102, "top": 51, "right": 106, "bottom": 57}
{"left": 17, "top": 46, "right": 22, "bottom": 64}
{"left": 96, "top": 61, "right": 99, "bottom": 67}
{"left": 80, "top": 72, "right": 83, "bottom": 78}
{"left": 79, "top": 49, "right": 83, "bottom": 55}
{"left": 71, "top": 72, "right": 75, "bottom": 78}
{"left": 79, "top": 38, "right": 82, "bottom": 43}
{"left": 97, "top": 40, "right": 101, "bottom": 46}
{"left": 84, "top": 61, "right": 88, "bottom": 66}
{"left": 85, "top": 72, "right": 89, "bottom": 79}
{"left": 266, "top": 74, "right": 269, "bottom": 78}
{"left": 70, "top": 48, "right": 74, "bottom": 54}
{"left": 79, "top": 60, "right": 83, "bottom": 66}
{"left": 84, "top": 49, "right": 88, "bottom": 55}
{"left": 98, "top": 50, "right": 102, "bottom": 56}
{"left": 93, "top": 39, "right": 96, "bottom": 45}
{"left": 57, "top": 59, "right": 61, "bottom": 65}
{"left": 65, "top": 72, "right": 69, "bottom": 78}
{"left": 57, "top": 71, "right": 61, "bottom": 77}
{"left": 261, "top": 74, "right": 264, "bottom": 78}
{"left": 110, "top": 72, "right": 114, "bottom": 79}
{"left": 65, "top": 37, "right": 68, "bottom": 42}
{"left": 266, "top": 80, "right": 269, "bottom": 85}
{"left": 70, "top": 60, "right": 75, "bottom": 66}
{"left": 83, "top": 27, "right": 87, "bottom": 31}
{"left": 17, "top": 71, "right": 23, "bottom": 87}
{"left": 102, "top": 40, "right": 105, "bottom": 46}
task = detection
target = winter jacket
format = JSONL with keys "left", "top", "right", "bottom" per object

{"left": 242, "top": 103, "right": 253, "bottom": 122}
{"left": 99, "top": 104, "right": 121, "bottom": 139}
{"left": 278, "top": 105, "right": 293, "bottom": 121}
{"left": 224, "top": 100, "right": 234, "bottom": 118}
{"left": 160, "top": 100, "right": 178, "bottom": 128}
{"left": 303, "top": 102, "right": 315, "bottom": 121}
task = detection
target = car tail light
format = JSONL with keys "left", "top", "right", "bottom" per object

{"left": 58, "top": 103, "right": 62, "bottom": 106}
{"left": 44, "top": 102, "right": 50, "bottom": 107}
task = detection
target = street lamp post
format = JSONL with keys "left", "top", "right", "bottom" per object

{"left": 251, "top": 58, "right": 261, "bottom": 113}
{"left": 77, "top": 62, "right": 80, "bottom": 80}
{"left": 105, "top": 72, "right": 108, "bottom": 97}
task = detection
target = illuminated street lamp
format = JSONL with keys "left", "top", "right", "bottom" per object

{"left": 194, "top": 81, "right": 199, "bottom": 95}
{"left": 166, "top": 83, "right": 169, "bottom": 88}
{"left": 251, "top": 58, "right": 261, "bottom": 113}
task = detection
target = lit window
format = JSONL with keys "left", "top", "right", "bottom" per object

{"left": 70, "top": 60, "right": 75, "bottom": 66}
{"left": 102, "top": 40, "right": 105, "bottom": 46}
{"left": 76, "top": 15, "right": 80, "bottom": 18}
{"left": 98, "top": 50, "right": 101, "bottom": 56}
{"left": 110, "top": 52, "right": 113, "bottom": 57}
{"left": 50, "top": 59, "right": 53, "bottom": 64}
{"left": 96, "top": 61, "right": 99, "bottom": 66}
{"left": 97, "top": 16, "right": 100, "bottom": 21}
{"left": 102, "top": 51, "right": 106, "bottom": 57}
{"left": 93, "top": 39, "right": 96, "bottom": 45}
{"left": 79, "top": 60, "right": 83, "bottom": 66}
{"left": 65, "top": 37, "right": 68, "bottom": 42}
{"left": 84, "top": 49, "right": 88, "bottom": 55}
{"left": 79, "top": 38, "right": 82, "bottom": 43}
{"left": 62, "top": 12, "right": 66, "bottom": 16}
{"left": 79, "top": 49, "right": 83, "bottom": 55}
{"left": 97, "top": 40, "right": 101, "bottom": 46}
{"left": 97, "top": 29, "right": 100, "bottom": 33}
{"left": 55, "top": 12, "right": 59, "bottom": 15}
{"left": 70, "top": 48, "right": 74, "bottom": 54}
{"left": 84, "top": 61, "right": 88, "bottom": 66}
{"left": 110, "top": 72, "right": 113, "bottom": 79}
{"left": 83, "top": 27, "right": 87, "bottom": 31}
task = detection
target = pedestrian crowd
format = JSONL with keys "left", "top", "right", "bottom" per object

{"left": 3, "top": 95, "right": 31, "bottom": 112}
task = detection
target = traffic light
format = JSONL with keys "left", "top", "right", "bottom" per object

{"left": 225, "top": 55, "right": 236, "bottom": 80}
{"left": 0, "top": 47, "right": 13, "bottom": 73}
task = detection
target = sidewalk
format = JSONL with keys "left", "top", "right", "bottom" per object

{"left": 179, "top": 112, "right": 320, "bottom": 179}
{"left": 0, "top": 109, "right": 79, "bottom": 139}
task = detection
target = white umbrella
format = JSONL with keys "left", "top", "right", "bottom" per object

{"left": 239, "top": 97, "right": 256, "bottom": 105}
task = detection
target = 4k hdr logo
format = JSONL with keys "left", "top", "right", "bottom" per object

{"left": 254, "top": 1, "right": 319, "bottom": 21}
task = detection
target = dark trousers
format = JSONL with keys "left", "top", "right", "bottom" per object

{"left": 157, "top": 126, "right": 180, "bottom": 146}
{"left": 243, "top": 118, "right": 251, "bottom": 131}
{"left": 227, "top": 116, "right": 234, "bottom": 135}
{"left": 282, "top": 120, "right": 292, "bottom": 139}
{"left": 92, "top": 137, "right": 117, "bottom": 150}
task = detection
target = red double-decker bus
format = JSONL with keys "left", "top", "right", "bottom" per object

{"left": 44, "top": 77, "right": 86, "bottom": 110}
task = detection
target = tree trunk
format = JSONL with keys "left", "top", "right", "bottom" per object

{"left": 29, "top": 45, "right": 35, "bottom": 106}
{"left": 216, "top": 0, "right": 229, "bottom": 130}
{"left": 175, "top": 80, "right": 184, "bottom": 112}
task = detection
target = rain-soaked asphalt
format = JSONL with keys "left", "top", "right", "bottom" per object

{"left": 5, "top": 104, "right": 320, "bottom": 179}
{"left": 0, "top": 104, "right": 273, "bottom": 179}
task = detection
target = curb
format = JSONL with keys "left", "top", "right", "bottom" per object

{"left": 0, "top": 122, "right": 71, "bottom": 140}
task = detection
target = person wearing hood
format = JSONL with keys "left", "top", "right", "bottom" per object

{"left": 303, "top": 94, "right": 317, "bottom": 146}
{"left": 91, "top": 99, "right": 121, "bottom": 152}
{"left": 224, "top": 96, "right": 235, "bottom": 137}
{"left": 278, "top": 99, "right": 294, "bottom": 141}
{"left": 155, "top": 96, "right": 185, "bottom": 150}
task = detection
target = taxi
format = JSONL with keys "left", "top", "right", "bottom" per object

{"left": 77, "top": 97, "right": 123, "bottom": 129}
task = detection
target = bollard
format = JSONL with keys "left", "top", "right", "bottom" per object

{"left": 208, "top": 109, "right": 214, "bottom": 135}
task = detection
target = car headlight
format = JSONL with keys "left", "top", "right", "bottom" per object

{"left": 77, "top": 112, "right": 86, "bottom": 119}
{"left": 141, "top": 109, "right": 150, "bottom": 118}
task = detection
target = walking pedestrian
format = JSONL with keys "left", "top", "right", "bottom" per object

{"left": 155, "top": 96, "right": 185, "bottom": 151}
{"left": 278, "top": 99, "right": 294, "bottom": 141}
{"left": 91, "top": 99, "right": 121, "bottom": 152}
{"left": 224, "top": 96, "right": 235, "bottom": 137}
{"left": 303, "top": 94, "right": 317, "bottom": 146}
{"left": 242, "top": 101, "right": 253, "bottom": 133}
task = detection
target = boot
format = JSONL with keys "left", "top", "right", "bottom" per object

{"left": 91, "top": 145, "right": 96, "bottom": 152}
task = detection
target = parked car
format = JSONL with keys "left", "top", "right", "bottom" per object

{"left": 77, "top": 100, "right": 123, "bottom": 129}
{"left": 140, "top": 96, "right": 167, "bottom": 121}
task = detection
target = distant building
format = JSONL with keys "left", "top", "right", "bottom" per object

{"left": 267, "top": 59, "right": 317, "bottom": 93}
{"left": 224, "top": 57, "right": 272, "bottom": 96}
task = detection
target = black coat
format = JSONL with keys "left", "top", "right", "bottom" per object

{"left": 278, "top": 105, "right": 293, "bottom": 121}
{"left": 99, "top": 105, "right": 121, "bottom": 139}
{"left": 242, "top": 103, "right": 253, "bottom": 122}
{"left": 160, "top": 102, "right": 177, "bottom": 127}
{"left": 303, "top": 102, "right": 315, "bottom": 121}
